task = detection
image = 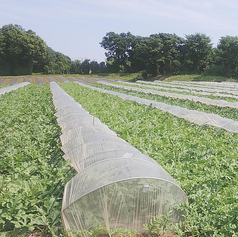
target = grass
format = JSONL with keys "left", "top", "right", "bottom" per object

{"left": 164, "top": 74, "right": 235, "bottom": 82}
{"left": 75, "top": 72, "right": 142, "bottom": 81}
{"left": 77, "top": 73, "right": 235, "bottom": 82}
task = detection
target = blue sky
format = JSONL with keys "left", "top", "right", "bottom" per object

{"left": 1, "top": 0, "right": 238, "bottom": 62}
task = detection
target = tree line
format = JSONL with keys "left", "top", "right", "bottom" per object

{"left": 100, "top": 32, "right": 238, "bottom": 78}
{"left": 0, "top": 24, "right": 106, "bottom": 76}
{"left": 1, "top": 24, "right": 238, "bottom": 78}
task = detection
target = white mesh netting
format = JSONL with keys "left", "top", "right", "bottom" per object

{"left": 0, "top": 82, "right": 30, "bottom": 95}
{"left": 97, "top": 81, "right": 238, "bottom": 109}
{"left": 50, "top": 82, "right": 187, "bottom": 233}
{"left": 75, "top": 81, "right": 238, "bottom": 133}
{"left": 152, "top": 80, "right": 238, "bottom": 96}
{"left": 130, "top": 81, "right": 238, "bottom": 99}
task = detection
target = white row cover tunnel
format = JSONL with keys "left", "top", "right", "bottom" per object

{"left": 98, "top": 81, "right": 238, "bottom": 109}
{"left": 76, "top": 81, "right": 238, "bottom": 133}
{"left": 50, "top": 82, "right": 187, "bottom": 233}
{"left": 0, "top": 82, "right": 30, "bottom": 95}
{"left": 133, "top": 81, "right": 238, "bottom": 99}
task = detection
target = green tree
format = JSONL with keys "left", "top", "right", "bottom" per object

{"left": 180, "top": 33, "right": 214, "bottom": 74}
{"left": 155, "top": 33, "right": 184, "bottom": 74}
{"left": 215, "top": 36, "right": 238, "bottom": 77}
{"left": 43, "top": 47, "right": 71, "bottom": 74}
{"left": 100, "top": 32, "right": 184, "bottom": 76}
{"left": 132, "top": 33, "right": 184, "bottom": 76}
{"left": 99, "top": 61, "right": 107, "bottom": 73}
{"left": 81, "top": 59, "right": 91, "bottom": 74}
{"left": 100, "top": 32, "right": 134, "bottom": 72}
{"left": 132, "top": 36, "right": 156, "bottom": 75}
{"left": 136, "top": 36, "right": 161, "bottom": 76}
{"left": 90, "top": 60, "right": 100, "bottom": 73}
{"left": 0, "top": 24, "right": 47, "bottom": 75}
{"left": 70, "top": 60, "right": 82, "bottom": 74}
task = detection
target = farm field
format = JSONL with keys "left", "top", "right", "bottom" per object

{"left": 0, "top": 84, "right": 75, "bottom": 236}
{"left": 1, "top": 78, "right": 238, "bottom": 236}
{"left": 115, "top": 81, "right": 238, "bottom": 102}
{"left": 0, "top": 75, "right": 112, "bottom": 85}
{"left": 59, "top": 82, "right": 238, "bottom": 236}
{"left": 91, "top": 82, "right": 238, "bottom": 121}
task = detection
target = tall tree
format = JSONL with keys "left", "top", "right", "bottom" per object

{"left": 0, "top": 24, "right": 47, "bottom": 75}
{"left": 180, "top": 33, "right": 214, "bottom": 74}
{"left": 131, "top": 33, "right": 184, "bottom": 76}
{"left": 155, "top": 33, "right": 184, "bottom": 74}
{"left": 90, "top": 60, "right": 100, "bottom": 73}
{"left": 215, "top": 36, "right": 238, "bottom": 77}
{"left": 70, "top": 60, "right": 82, "bottom": 74}
{"left": 43, "top": 47, "right": 71, "bottom": 74}
{"left": 100, "top": 32, "right": 134, "bottom": 72}
{"left": 132, "top": 35, "right": 161, "bottom": 76}
{"left": 81, "top": 59, "right": 91, "bottom": 74}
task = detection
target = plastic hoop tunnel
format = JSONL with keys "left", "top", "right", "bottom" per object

{"left": 50, "top": 82, "right": 187, "bottom": 233}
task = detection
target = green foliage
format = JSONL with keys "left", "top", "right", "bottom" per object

{"left": 43, "top": 47, "right": 71, "bottom": 74}
{"left": 92, "top": 82, "right": 238, "bottom": 120}
{"left": 0, "top": 84, "right": 75, "bottom": 236}
{"left": 100, "top": 32, "right": 134, "bottom": 73}
{"left": 70, "top": 60, "right": 82, "bottom": 74}
{"left": 100, "top": 31, "right": 238, "bottom": 79}
{"left": 0, "top": 24, "right": 47, "bottom": 76}
{"left": 61, "top": 226, "right": 139, "bottom": 237}
{"left": 143, "top": 210, "right": 173, "bottom": 235}
{"left": 215, "top": 36, "right": 238, "bottom": 77}
{"left": 81, "top": 59, "right": 91, "bottom": 74}
{"left": 166, "top": 74, "right": 231, "bottom": 82}
{"left": 100, "top": 32, "right": 215, "bottom": 76}
{"left": 60, "top": 82, "right": 238, "bottom": 236}
{"left": 69, "top": 59, "right": 106, "bottom": 75}
{"left": 180, "top": 33, "right": 214, "bottom": 74}
{"left": 100, "top": 32, "right": 184, "bottom": 76}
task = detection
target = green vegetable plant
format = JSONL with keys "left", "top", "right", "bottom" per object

{"left": 60, "top": 82, "right": 238, "bottom": 236}
{"left": 143, "top": 210, "right": 173, "bottom": 236}
{"left": 108, "top": 228, "right": 139, "bottom": 237}
{"left": 0, "top": 84, "right": 75, "bottom": 236}
{"left": 60, "top": 226, "right": 138, "bottom": 237}
{"left": 113, "top": 80, "right": 238, "bottom": 102}
{"left": 91, "top": 82, "right": 238, "bottom": 120}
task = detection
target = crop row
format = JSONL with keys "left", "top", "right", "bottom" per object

{"left": 0, "top": 84, "right": 10, "bottom": 89}
{"left": 152, "top": 80, "right": 238, "bottom": 95}
{"left": 116, "top": 81, "right": 238, "bottom": 102}
{"left": 0, "top": 84, "right": 75, "bottom": 236}
{"left": 164, "top": 80, "right": 238, "bottom": 89}
{"left": 99, "top": 81, "right": 238, "bottom": 110}
{"left": 91, "top": 82, "right": 238, "bottom": 121}
{"left": 59, "top": 82, "right": 238, "bottom": 236}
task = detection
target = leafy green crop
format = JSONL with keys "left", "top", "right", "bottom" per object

{"left": 0, "top": 84, "right": 75, "bottom": 236}
{"left": 91, "top": 82, "right": 238, "bottom": 121}
{"left": 60, "top": 82, "right": 238, "bottom": 236}
{"left": 113, "top": 81, "right": 238, "bottom": 102}
{"left": 0, "top": 83, "right": 13, "bottom": 89}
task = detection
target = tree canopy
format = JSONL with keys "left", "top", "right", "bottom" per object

{"left": 0, "top": 24, "right": 47, "bottom": 75}
{"left": 100, "top": 32, "right": 217, "bottom": 77}
{"left": 215, "top": 36, "right": 238, "bottom": 77}
{"left": 2, "top": 24, "right": 238, "bottom": 78}
{"left": 0, "top": 24, "right": 106, "bottom": 76}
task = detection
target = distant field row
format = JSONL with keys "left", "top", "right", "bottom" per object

{"left": 0, "top": 76, "right": 102, "bottom": 84}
